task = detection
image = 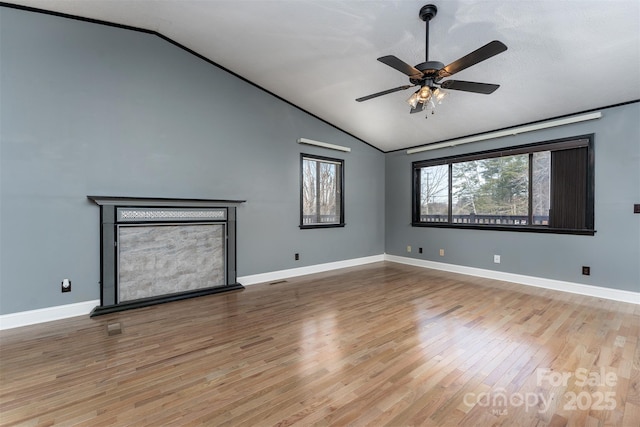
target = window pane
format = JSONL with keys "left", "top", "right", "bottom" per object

{"left": 319, "top": 162, "right": 338, "bottom": 219}
{"left": 532, "top": 151, "right": 551, "bottom": 225}
{"left": 419, "top": 164, "right": 449, "bottom": 222}
{"left": 452, "top": 154, "right": 529, "bottom": 225}
{"left": 302, "top": 159, "right": 318, "bottom": 218}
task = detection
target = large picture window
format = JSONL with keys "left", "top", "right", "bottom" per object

{"left": 300, "top": 154, "right": 345, "bottom": 228}
{"left": 412, "top": 135, "right": 594, "bottom": 235}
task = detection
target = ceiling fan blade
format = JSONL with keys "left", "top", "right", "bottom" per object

{"left": 437, "top": 40, "right": 507, "bottom": 79}
{"left": 440, "top": 80, "right": 500, "bottom": 94}
{"left": 355, "top": 85, "right": 413, "bottom": 102}
{"left": 377, "top": 55, "right": 422, "bottom": 78}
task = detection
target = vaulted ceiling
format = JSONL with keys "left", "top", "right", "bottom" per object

{"left": 6, "top": 0, "right": 640, "bottom": 152}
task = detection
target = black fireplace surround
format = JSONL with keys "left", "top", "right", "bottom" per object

{"left": 88, "top": 196, "right": 245, "bottom": 316}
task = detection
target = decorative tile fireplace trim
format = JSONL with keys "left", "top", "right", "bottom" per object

{"left": 117, "top": 207, "right": 227, "bottom": 222}
{"left": 87, "top": 196, "right": 246, "bottom": 317}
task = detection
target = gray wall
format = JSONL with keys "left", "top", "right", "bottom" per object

{"left": 0, "top": 8, "right": 385, "bottom": 314}
{"left": 385, "top": 102, "right": 640, "bottom": 293}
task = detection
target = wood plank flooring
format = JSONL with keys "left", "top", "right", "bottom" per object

{"left": 1, "top": 261, "right": 639, "bottom": 426}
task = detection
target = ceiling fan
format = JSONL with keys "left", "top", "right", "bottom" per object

{"left": 356, "top": 4, "right": 507, "bottom": 115}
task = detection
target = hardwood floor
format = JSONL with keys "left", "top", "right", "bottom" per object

{"left": 1, "top": 261, "right": 639, "bottom": 426}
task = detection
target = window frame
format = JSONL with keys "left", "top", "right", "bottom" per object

{"left": 300, "top": 153, "right": 345, "bottom": 229}
{"left": 411, "top": 134, "right": 595, "bottom": 235}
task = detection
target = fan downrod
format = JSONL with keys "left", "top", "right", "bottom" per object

{"left": 419, "top": 4, "right": 437, "bottom": 22}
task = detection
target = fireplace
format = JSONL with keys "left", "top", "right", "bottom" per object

{"left": 88, "top": 196, "right": 245, "bottom": 316}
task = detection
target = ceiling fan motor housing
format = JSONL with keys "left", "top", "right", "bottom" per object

{"left": 409, "top": 61, "right": 444, "bottom": 85}
{"left": 416, "top": 61, "right": 444, "bottom": 71}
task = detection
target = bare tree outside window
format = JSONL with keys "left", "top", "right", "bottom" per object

{"left": 419, "top": 164, "right": 449, "bottom": 221}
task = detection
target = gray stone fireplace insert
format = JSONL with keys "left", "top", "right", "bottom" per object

{"left": 88, "top": 196, "right": 245, "bottom": 316}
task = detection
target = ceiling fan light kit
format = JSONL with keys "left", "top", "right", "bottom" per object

{"left": 356, "top": 4, "right": 507, "bottom": 118}
{"left": 406, "top": 86, "right": 448, "bottom": 114}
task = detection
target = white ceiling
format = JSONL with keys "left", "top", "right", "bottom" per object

{"left": 6, "top": 0, "right": 640, "bottom": 152}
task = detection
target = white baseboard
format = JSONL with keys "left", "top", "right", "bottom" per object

{"left": 0, "top": 299, "right": 100, "bottom": 331}
{"left": 384, "top": 254, "right": 640, "bottom": 305}
{"left": 4, "top": 253, "right": 636, "bottom": 330}
{"left": 238, "top": 254, "right": 385, "bottom": 286}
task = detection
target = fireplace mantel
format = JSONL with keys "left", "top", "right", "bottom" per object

{"left": 88, "top": 196, "right": 245, "bottom": 316}
{"left": 88, "top": 195, "right": 247, "bottom": 207}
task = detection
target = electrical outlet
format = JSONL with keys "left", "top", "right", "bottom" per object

{"left": 407, "top": 245, "right": 412, "bottom": 253}
{"left": 294, "top": 253, "right": 299, "bottom": 261}
{"left": 418, "top": 247, "right": 423, "bottom": 254}
{"left": 582, "top": 266, "right": 590, "bottom": 275}
{"left": 439, "top": 249, "right": 445, "bottom": 256}
{"left": 494, "top": 255, "right": 501, "bottom": 264}
{"left": 61, "top": 278, "right": 71, "bottom": 293}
